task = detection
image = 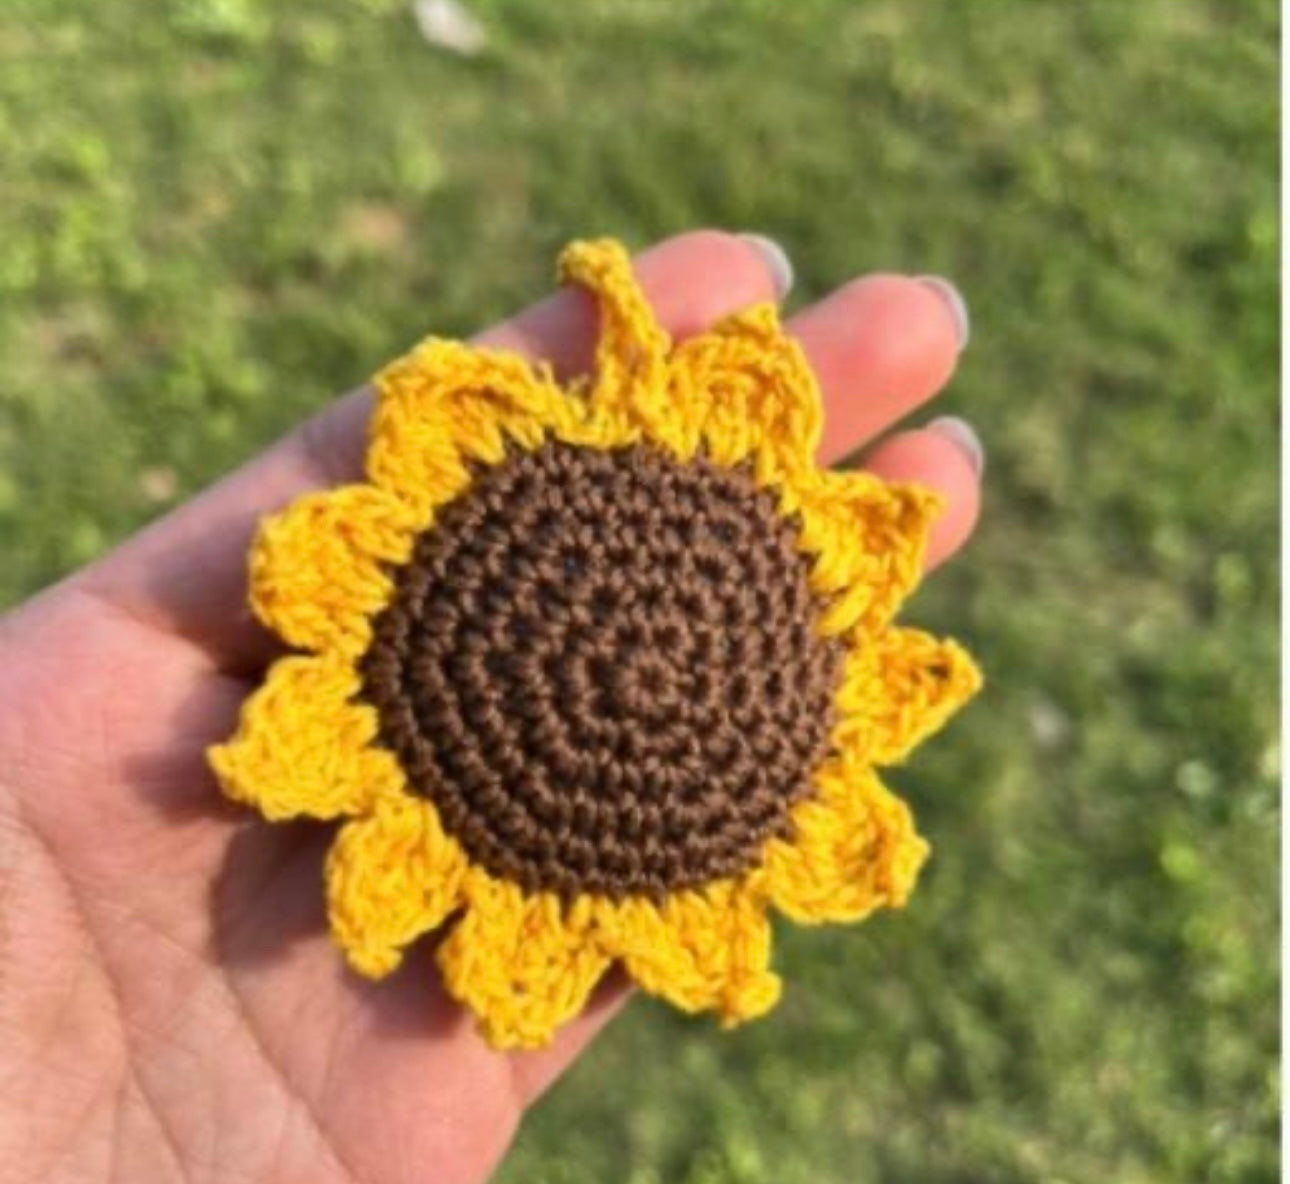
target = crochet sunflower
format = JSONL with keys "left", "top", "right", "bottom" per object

{"left": 209, "top": 239, "right": 980, "bottom": 1050}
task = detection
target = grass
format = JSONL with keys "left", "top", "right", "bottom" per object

{"left": 0, "top": 0, "right": 1278, "bottom": 1180}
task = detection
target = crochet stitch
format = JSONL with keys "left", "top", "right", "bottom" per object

{"left": 209, "top": 238, "right": 981, "bottom": 1050}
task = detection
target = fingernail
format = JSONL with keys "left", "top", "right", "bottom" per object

{"left": 928, "top": 416, "right": 985, "bottom": 476}
{"left": 917, "top": 276, "right": 970, "bottom": 350}
{"left": 739, "top": 233, "right": 794, "bottom": 301}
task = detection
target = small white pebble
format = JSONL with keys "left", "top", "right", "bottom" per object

{"left": 413, "top": 0, "right": 487, "bottom": 56}
{"left": 139, "top": 466, "right": 178, "bottom": 503}
{"left": 1027, "top": 695, "right": 1070, "bottom": 750}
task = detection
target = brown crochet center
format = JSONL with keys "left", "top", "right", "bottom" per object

{"left": 360, "top": 440, "right": 843, "bottom": 901}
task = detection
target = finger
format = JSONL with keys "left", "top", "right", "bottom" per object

{"left": 861, "top": 419, "right": 983, "bottom": 570}
{"left": 795, "top": 274, "right": 967, "bottom": 466}
{"left": 79, "top": 231, "right": 785, "bottom": 672}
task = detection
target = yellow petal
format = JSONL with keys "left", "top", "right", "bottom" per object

{"left": 764, "top": 758, "right": 929, "bottom": 924}
{"left": 834, "top": 627, "right": 982, "bottom": 765}
{"left": 249, "top": 483, "right": 421, "bottom": 659}
{"left": 437, "top": 873, "right": 613, "bottom": 1050}
{"left": 665, "top": 304, "right": 822, "bottom": 479}
{"left": 795, "top": 469, "right": 941, "bottom": 636}
{"left": 368, "top": 338, "right": 580, "bottom": 511}
{"left": 607, "top": 883, "right": 781, "bottom": 1026}
{"left": 558, "top": 238, "right": 670, "bottom": 421}
{"left": 326, "top": 794, "right": 467, "bottom": 979}
{"left": 208, "top": 654, "right": 402, "bottom": 820}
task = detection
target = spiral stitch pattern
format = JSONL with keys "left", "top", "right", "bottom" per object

{"left": 360, "top": 440, "right": 844, "bottom": 900}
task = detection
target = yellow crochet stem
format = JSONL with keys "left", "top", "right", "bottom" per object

{"left": 208, "top": 237, "right": 982, "bottom": 1050}
{"left": 557, "top": 238, "right": 670, "bottom": 412}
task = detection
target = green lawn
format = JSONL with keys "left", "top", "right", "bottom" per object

{"left": 0, "top": 1, "right": 1278, "bottom": 1180}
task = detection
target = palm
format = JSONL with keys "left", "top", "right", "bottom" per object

{"left": 0, "top": 233, "right": 978, "bottom": 1184}
{"left": 0, "top": 588, "right": 574, "bottom": 1184}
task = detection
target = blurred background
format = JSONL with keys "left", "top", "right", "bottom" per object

{"left": 0, "top": 1, "right": 1278, "bottom": 1180}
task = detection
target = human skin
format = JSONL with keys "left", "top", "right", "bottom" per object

{"left": 0, "top": 231, "right": 981, "bottom": 1184}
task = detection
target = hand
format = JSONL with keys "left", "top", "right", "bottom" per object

{"left": 0, "top": 231, "right": 980, "bottom": 1184}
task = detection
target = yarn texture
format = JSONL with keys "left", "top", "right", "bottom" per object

{"left": 209, "top": 239, "right": 981, "bottom": 1050}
